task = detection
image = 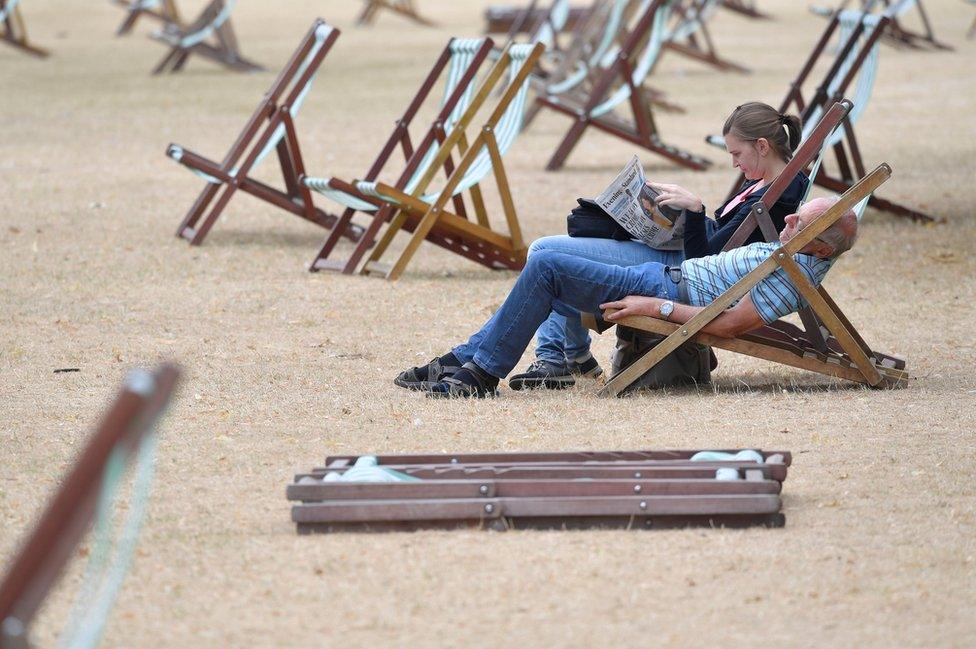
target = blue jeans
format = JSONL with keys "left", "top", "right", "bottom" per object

{"left": 528, "top": 236, "right": 685, "bottom": 363}
{"left": 452, "top": 250, "right": 682, "bottom": 378}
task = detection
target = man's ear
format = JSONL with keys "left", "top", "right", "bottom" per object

{"left": 814, "top": 241, "right": 835, "bottom": 258}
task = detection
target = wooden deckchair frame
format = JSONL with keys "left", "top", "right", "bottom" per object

{"left": 150, "top": 0, "right": 262, "bottom": 74}
{"left": 168, "top": 20, "right": 363, "bottom": 247}
{"left": 288, "top": 449, "right": 790, "bottom": 532}
{"left": 714, "top": 11, "right": 935, "bottom": 222}
{"left": 357, "top": 0, "right": 436, "bottom": 27}
{"left": 0, "top": 365, "right": 179, "bottom": 648}
{"left": 525, "top": 0, "right": 686, "bottom": 122}
{"left": 327, "top": 43, "right": 545, "bottom": 281}
{"left": 113, "top": 0, "right": 180, "bottom": 36}
{"left": 718, "top": 0, "right": 770, "bottom": 19}
{"left": 819, "top": 0, "right": 952, "bottom": 50}
{"left": 538, "top": 0, "right": 711, "bottom": 171}
{"left": 484, "top": 2, "right": 589, "bottom": 35}
{"left": 594, "top": 165, "right": 908, "bottom": 397}
{"left": 661, "top": 0, "right": 750, "bottom": 73}
{"left": 306, "top": 38, "right": 496, "bottom": 275}
{"left": 0, "top": 0, "right": 48, "bottom": 58}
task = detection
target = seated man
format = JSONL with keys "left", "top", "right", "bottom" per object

{"left": 394, "top": 197, "right": 858, "bottom": 397}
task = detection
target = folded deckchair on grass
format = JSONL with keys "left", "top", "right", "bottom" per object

{"left": 287, "top": 449, "right": 792, "bottom": 532}
{"left": 357, "top": 0, "right": 436, "bottom": 27}
{"left": 304, "top": 42, "right": 544, "bottom": 281}
{"left": 660, "top": 0, "right": 749, "bottom": 73}
{"left": 811, "top": 0, "right": 952, "bottom": 50}
{"left": 303, "top": 38, "right": 495, "bottom": 274}
{"left": 537, "top": 0, "right": 712, "bottom": 171}
{"left": 167, "top": 20, "right": 365, "bottom": 247}
{"left": 707, "top": 8, "right": 935, "bottom": 222}
{"left": 587, "top": 165, "right": 908, "bottom": 397}
{"left": 719, "top": 0, "right": 770, "bottom": 19}
{"left": 0, "top": 0, "right": 48, "bottom": 57}
{"left": 150, "top": 0, "right": 262, "bottom": 74}
{"left": 113, "top": 0, "right": 180, "bottom": 36}
{"left": 0, "top": 364, "right": 179, "bottom": 649}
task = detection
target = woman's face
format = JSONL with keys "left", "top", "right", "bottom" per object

{"left": 725, "top": 133, "right": 765, "bottom": 181}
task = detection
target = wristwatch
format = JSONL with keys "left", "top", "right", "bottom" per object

{"left": 659, "top": 300, "right": 675, "bottom": 321}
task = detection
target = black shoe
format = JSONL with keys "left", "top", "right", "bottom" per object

{"left": 427, "top": 363, "right": 499, "bottom": 399}
{"left": 508, "top": 356, "right": 603, "bottom": 391}
{"left": 394, "top": 352, "right": 461, "bottom": 391}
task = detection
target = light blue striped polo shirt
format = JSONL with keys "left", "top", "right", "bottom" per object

{"left": 679, "top": 242, "right": 834, "bottom": 324}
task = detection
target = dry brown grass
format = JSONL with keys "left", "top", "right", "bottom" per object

{"left": 2, "top": 0, "right": 975, "bottom": 647}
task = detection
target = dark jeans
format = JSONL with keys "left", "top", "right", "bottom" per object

{"left": 452, "top": 250, "right": 681, "bottom": 378}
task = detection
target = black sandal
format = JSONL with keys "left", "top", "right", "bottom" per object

{"left": 394, "top": 355, "right": 461, "bottom": 391}
{"left": 426, "top": 363, "right": 499, "bottom": 399}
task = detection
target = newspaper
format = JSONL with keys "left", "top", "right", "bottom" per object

{"left": 594, "top": 155, "right": 686, "bottom": 250}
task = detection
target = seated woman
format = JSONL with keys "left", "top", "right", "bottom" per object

{"left": 395, "top": 101, "right": 808, "bottom": 392}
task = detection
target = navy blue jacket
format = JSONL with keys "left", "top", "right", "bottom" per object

{"left": 682, "top": 171, "right": 809, "bottom": 260}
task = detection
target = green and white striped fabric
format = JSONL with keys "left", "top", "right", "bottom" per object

{"left": 0, "top": 0, "right": 23, "bottom": 24}
{"left": 166, "top": 23, "right": 336, "bottom": 185}
{"left": 154, "top": 0, "right": 236, "bottom": 49}
{"left": 545, "top": 0, "right": 675, "bottom": 119}
{"left": 302, "top": 37, "right": 490, "bottom": 212}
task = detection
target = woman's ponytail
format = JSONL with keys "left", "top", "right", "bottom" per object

{"left": 722, "top": 102, "right": 804, "bottom": 162}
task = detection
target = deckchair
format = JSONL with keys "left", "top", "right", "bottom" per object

{"left": 969, "top": 0, "right": 976, "bottom": 40}
{"left": 484, "top": 2, "right": 588, "bottom": 35}
{"left": 0, "top": 0, "right": 47, "bottom": 57}
{"left": 812, "top": 0, "right": 952, "bottom": 50}
{"left": 113, "top": 0, "right": 180, "bottom": 36}
{"left": 168, "top": 20, "right": 364, "bottom": 247}
{"left": 589, "top": 165, "right": 908, "bottom": 396}
{"left": 707, "top": 8, "right": 935, "bottom": 222}
{"left": 538, "top": 0, "right": 712, "bottom": 171}
{"left": 719, "top": 0, "right": 770, "bottom": 19}
{"left": 0, "top": 364, "right": 179, "bottom": 649}
{"left": 305, "top": 43, "right": 545, "bottom": 281}
{"left": 489, "top": 0, "right": 573, "bottom": 92}
{"left": 150, "top": 0, "right": 262, "bottom": 74}
{"left": 660, "top": 0, "right": 749, "bottom": 73}
{"left": 357, "top": 0, "right": 436, "bottom": 27}
{"left": 288, "top": 449, "right": 792, "bottom": 532}
{"left": 303, "top": 38, "right": 495, "bottom": 274}
{"left": 526, "top": 0, "right": 686, "bottom": 120}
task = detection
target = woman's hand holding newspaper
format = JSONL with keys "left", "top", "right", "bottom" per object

{"left": 647, "top": 182, "right": 704, "bottom": 213}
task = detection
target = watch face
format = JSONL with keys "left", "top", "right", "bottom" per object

{"left": 660, "top": 301, "right": 674, "bottom": 317}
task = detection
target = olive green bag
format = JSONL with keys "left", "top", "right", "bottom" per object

{"left": 610, "top": 325, "right": 717, "bottom": 393}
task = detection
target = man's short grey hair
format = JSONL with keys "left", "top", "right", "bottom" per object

{"left": 801, "top": 196, "right": 859, "bottom": 258}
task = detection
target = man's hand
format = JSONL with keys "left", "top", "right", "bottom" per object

{"left": 601, "top": 296, "right": 663, "bottom": 321}
{"left": 647, "top": 182, "right": 704, "bottom": 213}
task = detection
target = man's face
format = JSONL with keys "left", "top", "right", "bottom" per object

{"left": 779, "top": 205, "right": 834, "bottom": 258}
